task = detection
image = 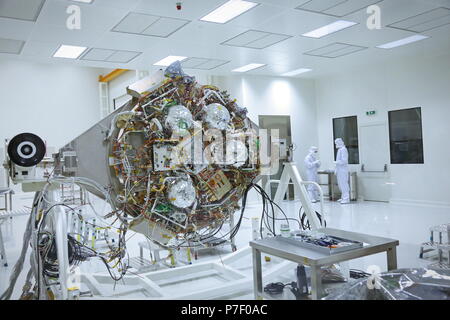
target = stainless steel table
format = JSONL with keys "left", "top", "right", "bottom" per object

{"left": 250, "top": 228, "right": 399, "bottom": 300}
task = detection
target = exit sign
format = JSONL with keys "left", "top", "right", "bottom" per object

{"left": 366, "top": 110, "right": 376, "bottom": 116}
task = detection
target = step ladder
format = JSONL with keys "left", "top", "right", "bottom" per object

{"left": 419, "top": 223, "right": 450, "bottom": 270}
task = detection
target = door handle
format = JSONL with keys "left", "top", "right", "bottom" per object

{"left": 361, "top": 164, "right": 388, "bottom": 173}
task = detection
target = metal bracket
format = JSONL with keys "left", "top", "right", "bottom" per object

{"left": 361, "top": 164, "right": 388, "bottom": 173}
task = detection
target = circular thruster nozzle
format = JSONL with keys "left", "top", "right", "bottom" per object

{"left": 165, "top": 104, "right": 193, "bottom": 136}
{"left": 7, "top": 133, "right": 46, "bottom": 167}
{"left": 167, "top": 176, "right": 196, "bottom": 209}
{"left": 204, "top": 103, "right": 231, "bottom": 130}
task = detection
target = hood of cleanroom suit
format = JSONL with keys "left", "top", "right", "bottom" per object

{"left": 335, "top": 138, "right": 345, "bottom": 149}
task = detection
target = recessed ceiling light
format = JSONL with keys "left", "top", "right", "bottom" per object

{"left": 282, "top": 68, "right": 312, "bottom": 77}
{"left": 302, "top": 20, "right": 357, "bottom": 38}
{"left": 376, "top": 35, "right": 429, "bottom": 49}
{"left": 70, "top": 0, "right": 94, "bottom": 3}
{"left": 232, "top": 63, "right": 265, "bottom": 72}
{"left": 53, "top": 45, "right": 87, "bottom": 59}
{"left": 154, "top": 55, "right": 188, "bottom": 66}
{"left": 200, "top": 0, "right": 258, "bottom": 24}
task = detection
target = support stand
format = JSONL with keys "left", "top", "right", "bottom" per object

{"left": 268, "top": 162, "right": 323, "bottom": 230}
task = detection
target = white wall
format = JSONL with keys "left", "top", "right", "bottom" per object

{"left": 209, "top": 75, "right": 318, "bottom": 206}
{"left": 211, "top": 74, "right": 318, "bottom": 174}
{"left": 0, "top": 58, "right": 103, "bottom": 188}
{"left": 315, "top": 52, "right": 450, "bottom": 207}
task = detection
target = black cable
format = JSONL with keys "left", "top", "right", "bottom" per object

{"left": 264, "top": 281, "right": 303, "bottom": 300}
{"left": 298, "top": 206, "right": 326, "bottom": 230}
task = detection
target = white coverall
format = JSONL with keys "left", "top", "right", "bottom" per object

{"left": 304, "top": 147, "right": 321, "bottom": 202}
{"left": 335, "top": 138, "right": 350, "bottom": 204}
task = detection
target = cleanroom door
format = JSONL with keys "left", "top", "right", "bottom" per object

{"left": 359, "top": 123, "right": 391, "bottom": 202}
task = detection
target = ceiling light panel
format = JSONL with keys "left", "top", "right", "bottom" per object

{"left": 200, "top": 0, "right": 259, "bottom": 24}
{"left": 53, "top": 45, "right": 87, "bottom": 59}
{"left": 232, "top": 63, "right": 266, "bottom": 72}
{"left": 222, "top": 30, "right": 292, "bottom": 49}
{"left": 112, "top": 13, "right": 190, "bottom": 38}
{"left": 181, "top": 57, "right": 230, "bottom": 70}
{"left": 154, "top": 56, "right": 187, "bottom": 66}
{"left": 304, "top": 42, "right": 367, "bottom": 58}
{"left": 295, "top": 0, "right": 383, "bottom": 17}
{"left": 71, "top": 0, "right": 94, "bottom": 3}
{"left": 0, "top": 0, "right": 45, "bottom": 22}
{"left": 376, "top": 35, "right": 429, "bottom": 49}
{"left": 387, "top": 7, "right": 450, "bottom": 33}
{"left": 0, "top": 38, "right": 25, "bottom": 54}
{"left": 302, "top": 20, "right": 357, "bottom": 38}
{"left": 80, "top": 48, "right": 142, "bottom": 63}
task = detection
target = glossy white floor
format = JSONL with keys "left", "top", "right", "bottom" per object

{"left": 1, "top": 193, "right": 448, "bottom": 300}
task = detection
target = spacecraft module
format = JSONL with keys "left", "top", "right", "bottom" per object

{"left": 53, "top": 62, "right": 261, "bottom": 248}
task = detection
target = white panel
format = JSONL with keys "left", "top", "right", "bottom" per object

{"left": 246, "top": 34, "right": 291, "bottom": 49}
{"left": 20, "top": 40, "right": 57, "bottom": 57}
{"left": 0, "top": 0, "right": 44, "bottom": 21}
{"left": 223, "top": 30, "right": 291, "bottom": 49}
{"left": 182, "top": 57, "right": 210, "bottom": 68}
{"left": 224, "top": 30, "right": 267, "bottom": 46}
{"left": 389, "top": 7, "right": 450, "bottom": 32}
{"left": 0, "top": 38, "right": 24, "bottom": 54}
{"left": 134, "top": 0, "right": 225, "bottom": 21}
{"left": 81, "top": 48, "right": 115, "bottom": 61}
{"left": 295, "top": 0, "right": 383, "bottom": 17}
{"left": 300, "top": 0, "right": 348, "bottom": 12}
{"left": 326, "top": 45, "right": 366, "bottom": 58}
{"left": 305, "top": 43, "right": 348, "bottom": 56}
{"left": 106, "top": 50, "right": 141, "bottom": 63}
{"left": 141, "top": 17, "right": 189, "bottom": 37}
{"left": 0, "top": 19, "right": 34, "bottom": 39}
{"left": 325, "top": 0, "right": 382, "bottom": 17}
{"left": 409, "top": 15, "right": 450, "bottom": 32}
{"left": 198, "top": 59, "right": 229, "bottom": 70}
{"left": 112, "top": 13, "right": 159, "bottom": 33}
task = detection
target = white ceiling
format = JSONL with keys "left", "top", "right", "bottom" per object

{"left": 0, "top": 0, "right": 449, "bottom": 78}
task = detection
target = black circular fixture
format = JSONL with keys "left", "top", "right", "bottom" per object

{"left": 7, "top": 133, "right": 46, "bottom": 167}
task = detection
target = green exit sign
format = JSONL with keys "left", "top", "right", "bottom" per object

{"left": 366, "top": 111, "right": 376, "bottom": 116}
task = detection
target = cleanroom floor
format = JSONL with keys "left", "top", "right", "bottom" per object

{"left": 1, "top": 194, "right": 448, "bottom": 299}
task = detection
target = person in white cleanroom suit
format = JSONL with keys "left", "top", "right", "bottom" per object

{"left": 334, "top": 138, "right": 350, "bottom": 204}
{"left": 304, "top": 146, "right": 321, "bottom": 203}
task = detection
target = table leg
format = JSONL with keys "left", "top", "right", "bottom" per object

{"left": 310, "top": 265, "right": 323, "bottom": 300}
{"left": 252, "top": 248, "right": 262, "bottom": 300}
{"left": 387, "top": 246, "right": 397, "bottom": 271}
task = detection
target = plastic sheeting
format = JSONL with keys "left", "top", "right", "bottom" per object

{"left": 325, "top": 268, "right": 450, "bottom": 300}
{"left": 164, "top": 61, "right": 195, "bottom": 83}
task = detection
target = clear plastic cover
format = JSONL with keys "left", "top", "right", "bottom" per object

{"left": 165, "top": 104, "right": 193, "bottom": 136}
{"left": 167, "top": 176, "right": 196, "bottom": 209}
{"left": 325, "top": 268, "right": 450, "bottom": 300}
{"left": 205, "top": 103, "right": 231, "bottom": 130}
